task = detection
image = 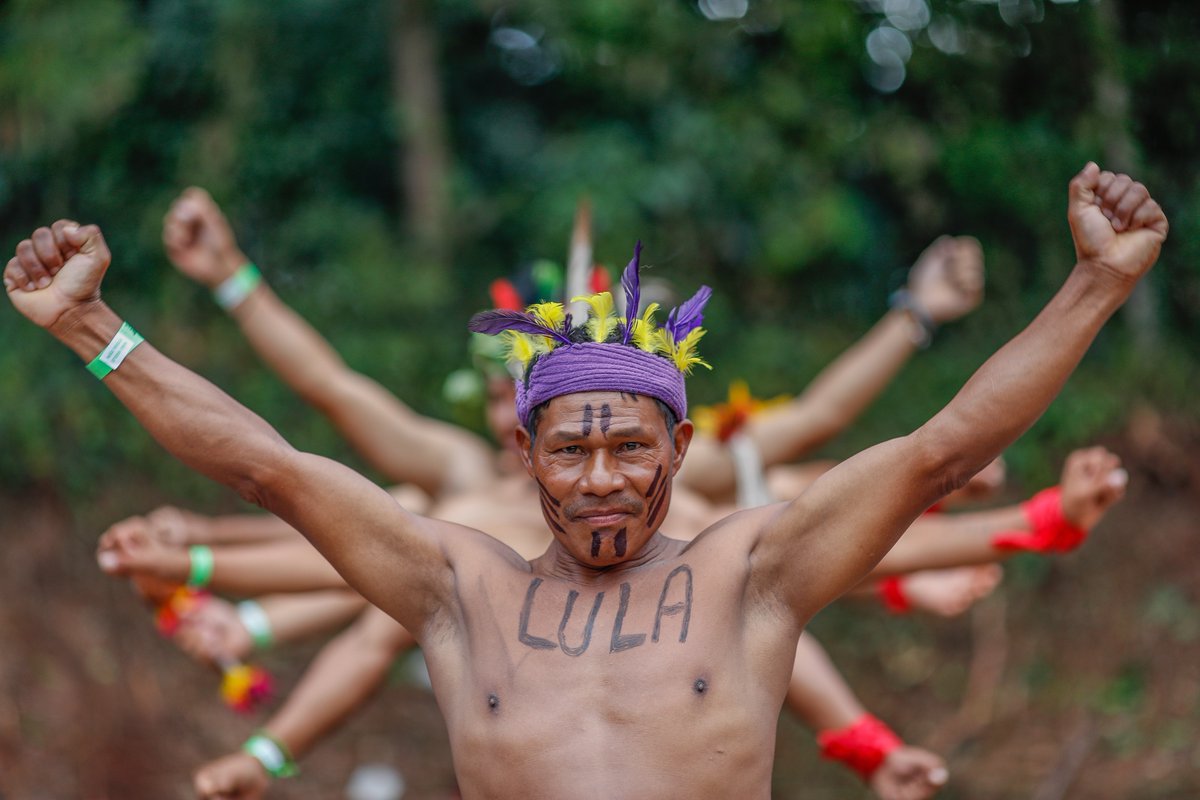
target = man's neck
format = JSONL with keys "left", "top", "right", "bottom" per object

{"left": 537, "top": 531, "right": 676, "bottom": 585}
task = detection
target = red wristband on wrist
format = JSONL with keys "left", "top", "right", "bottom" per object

{"left": 877, "top": 576, "right": 911, "bottom": 614}
{"left": 991, "top": 486, "right": 1088, "bottom": 554}
{"left": 817, "top": 713, "right": 903, "bottom": 780}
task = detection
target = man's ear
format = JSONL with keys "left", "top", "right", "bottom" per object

{"left": 672, "top": 419, "right": 694, "bottom": 473}
{"left": 514, "top": 426, "right": 535, "bottom": 473}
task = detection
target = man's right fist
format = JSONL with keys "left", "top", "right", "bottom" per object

{"left": 5, "top": 221, "right": 110, "bottom": 330}
{"left": 1059, "top": 446, "right": 1127, "bottom": 530}
{"left": 163, "top": 188, "right": 247, "bottom": 288}
{"left": 906, "top": 235, "right": 985, "bottom": 324}
{"left": 193, "top": 751, "right": 270, "bottom": 800}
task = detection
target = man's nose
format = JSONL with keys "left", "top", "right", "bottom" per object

{"left": 579, "top": 451, "right": 627, "bottom": 496}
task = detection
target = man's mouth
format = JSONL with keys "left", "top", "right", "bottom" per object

{"left": 575, "top": 509, "right": 632, "bottom": 527}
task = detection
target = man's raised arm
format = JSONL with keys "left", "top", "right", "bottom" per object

{"left": 162, "top": 188, "right": 495, "bottom": 497}
{"left": 4, "top": 221, "right": 456, "bottom": 632}
{"left": 678, "top": 235, "right": 983, "bottom": 499}
{"left": 749, "top": 164, "right": 1167, "bottom": 621}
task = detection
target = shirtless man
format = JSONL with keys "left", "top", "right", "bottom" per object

{"left": 4, "top": 163, "right": 1166, "bottom": 797}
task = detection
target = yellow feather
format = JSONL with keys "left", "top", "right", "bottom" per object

{"left": 571, "top": 291, "right": 618, "bottom": 342}
{"left": 502, "top": 331, "right": 541, "bottom": 369}
{"left": 628, "top": 302, "right": 660, "bottom": 352}
{"left": 527, "top": 301, "right": 565, "bottom": 332}
{"left": 669, "top": 327, "right": 711, "bottom": 374}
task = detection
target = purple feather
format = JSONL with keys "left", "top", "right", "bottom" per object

{"left": 664, "top": 285, "right": 712, "bottom": 343}
{"left": 620, "top": 241, "right": 643, "bottom": 345}
{"left": 468, "top": 309, "right": 572, "bottom": 344}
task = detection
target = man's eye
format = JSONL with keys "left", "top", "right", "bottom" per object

{"left": 620, "top": 442, "right": 641, "bottom": 452}
{"left": 560, "top": 445, "right": 582, "bottom": 455}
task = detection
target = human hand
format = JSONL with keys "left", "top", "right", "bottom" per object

{"left": 163, "top": 188, "right": 248, "bottom": 288}
{"left": 96, "top": 515, "right": 189, "bottom": 582}
{"left": 870, "top": 745, "right": 948, "bottom": 800}
{"left": 1068, "top": 163, "right": 1168, "bottom": 287}
{"left": 1059, "top": 446, "right": 1127, "bottom": 530}
{"left": 905, "top": 236, "right": 984, "bottom": 324}
{"left": 175, "top": 596, "right": 254, "bottom": 665}
{"left": 5, "top": 221, "right": 110, "bottom": 330}
{"left": 899, "top": 565, "right": 1003, "bottom": 618}
{"left": 143, "top": 505, "right": 212, "bottom": 547}
{"left": 193, "top": 752, "right": 270, "bottom": 800}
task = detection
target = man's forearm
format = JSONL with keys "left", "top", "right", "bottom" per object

{"left": 228, "top": 284, "right": 493, "bottom": 496}
{"left": 917, "top": 266, "right": 1126, "bottom": 493}
{"left": 52, "top": 301, "right": 292, "bottom": 499}
{"left": 260, "top": 590, "right": 367, "bottom": 645}
{"left": 678, "top": 311, "right": 918, "bottom": 498}
{"left": 198, "top": 512, "right": 306, "bottom": 545}
{"left": 868, "top": 506, "right": 1028, "bottom": 576}
{"left": 785, "top": 633, "right": 867, "bottom": 731}
{"left": 201, "top": 541, "right": 348, "bottom": 595}
{"left": 264, "top": 612, "right": 414, "bottom": 759}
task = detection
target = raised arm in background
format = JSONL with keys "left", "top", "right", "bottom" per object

{"left": 192, "top": 606, "right": 413, "bottom": 800}
{"left": 161, "top": 188, "right": 495, "bottom": 497}
{"left": 172, "top": 590, "right": 368, "bottom": 665}
{"left": 869, "top": 446, "right": 1126, "bottom": 576}
{"left": 4, "top": 220, "right": 499, "bottom": 636}
{"left": 746, "top": 164, "right": 1167, "bottom": 623}
{"left": 678, "top": 235, "right": 984, "bottom": 499}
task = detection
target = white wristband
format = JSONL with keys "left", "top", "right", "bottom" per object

{"left": 213, "top": 263, "right": 262, "bottom": 311}
{"left": 237, "top": 600, "right": 274, "bottom": 649}
{"left": 86, "top": 321, "right": 145, "bottom": 380}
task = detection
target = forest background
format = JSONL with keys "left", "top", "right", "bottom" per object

{"left": 1, "top": 1, "right": 1199, "bottom": 798}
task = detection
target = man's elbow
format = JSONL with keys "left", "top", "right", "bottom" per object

{"left": 907, "top": 428, "right": 978, "bottom": 499}
{"left": 233, "top": 446, "right": 301, "bottom": 510}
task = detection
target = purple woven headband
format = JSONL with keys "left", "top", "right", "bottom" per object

{"left": 515, "top": 342, "right": 687, "bottom": 428}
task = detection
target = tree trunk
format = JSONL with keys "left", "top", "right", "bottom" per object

{"left": 390, "top": 0, "right": 451, "bottom": 262}
{"left": 1092, "top": 0, "right": 1159, "bottom": 352}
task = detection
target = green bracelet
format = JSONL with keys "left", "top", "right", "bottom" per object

{"left": 236, "top": 600, "right": 274, "bottom": 649}
{"left": 186, "top": 544, "right": 214, "bottom": 588}
{"left": 213, "top": 262, "right": 262, "bottom": 310}
{"left": 243, "top": 732, "right": 299, "bottom": 778}
{"left": 85, "top": 321, "right": 145, "bottom": 380}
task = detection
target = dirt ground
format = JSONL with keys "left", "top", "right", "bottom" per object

{"left": 1, "top": 415, "right": 1198, "bottom": 800}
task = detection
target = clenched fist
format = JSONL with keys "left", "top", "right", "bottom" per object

{"left": 1069, "top": 163, "right": 1168, "bottom": 286}
{"left": 163, "top": 188, "right": 248, "bottom": 288}
{"left": 5, "top": 221, "right": 111, "bottom": 330}
{"left": 905, "top": 236, "right": 985, "bottom": 324}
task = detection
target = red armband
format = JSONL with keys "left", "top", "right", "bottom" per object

{"left": 877, "top": 576, "right": 911, "bottom": 614}
{"left": 991, "top": 486, "right": 1088, "bottom": 554}
{"left": 817, "top": 713, "right": 903, "bottom": 780}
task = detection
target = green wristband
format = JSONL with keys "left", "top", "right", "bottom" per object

{"left": 186, "top": 544, "right": 214, "bottom": 588}
{"left": 236, "top": 600, "right": 274, "bottom": 649}
{"left": 86, "top": 321, "right": 145, "bottom": 379}
{"left": 213, "top": 263, "right": 262, "bottom": 310}
{"left": 243, "top": 732, "right": 298, "bottom": 778}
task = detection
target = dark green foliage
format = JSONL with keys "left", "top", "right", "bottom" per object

{"left": 1, "top": 0, "right": 1197, "bottom": 497}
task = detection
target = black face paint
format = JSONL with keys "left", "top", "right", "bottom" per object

{"left": 581, "top": 403, "right": 594, "bottom": 437}
{"left": 647, "top": 482, "right": 669, "bottom": 528}
{"left": 614, "top": 527, "right": 627, "bottom": 557}
{"left": 536, "top": 478, "right": 561, "bottom": 508}
{"left": 591, "top": 530, "right": 602, "bottom": 557}
{"left": 645, "top": 464, "right": 664, "bottom": 500}
{"left": 599, "top": 403, "right": 612, "bottom": 434}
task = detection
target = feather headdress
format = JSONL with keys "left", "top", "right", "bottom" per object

{"left": 467, "top": 242, "right": 713, "bottom": 426}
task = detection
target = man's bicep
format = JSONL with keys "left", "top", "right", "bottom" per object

{"left": 258, "top": 451, "right": 457, "bottom": 630}
{"left": 751, "top": 435, "right": 945, "bottom": 617}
